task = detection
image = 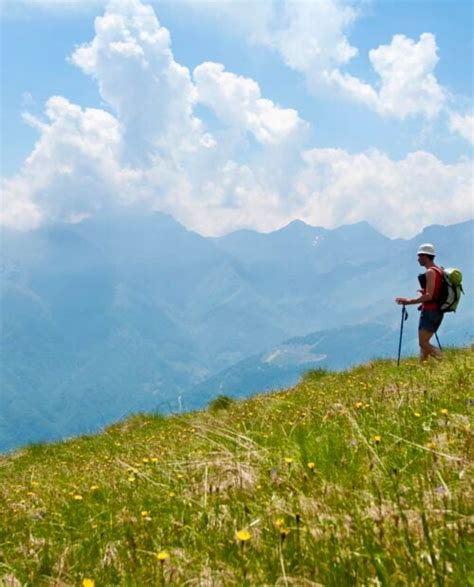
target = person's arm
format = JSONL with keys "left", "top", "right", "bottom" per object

{"left": 395, "top": 269, "right": 436, "bottom": 305}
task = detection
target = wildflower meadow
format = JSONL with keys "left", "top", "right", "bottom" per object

{"left": 0, "top": 348, "right": 472, "bottom": 585}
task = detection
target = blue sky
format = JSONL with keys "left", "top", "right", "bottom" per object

{"left": 1, "top": 0, "right": 473, "bottom": 238}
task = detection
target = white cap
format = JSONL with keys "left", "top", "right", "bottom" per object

{"left": 417, "top": 243, "right": 436, "bottom": 256}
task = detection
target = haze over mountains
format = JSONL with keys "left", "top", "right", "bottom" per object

{"left": 1, "top": 211, "right": 473, "bottom": 451}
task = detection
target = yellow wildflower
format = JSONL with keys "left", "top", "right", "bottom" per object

{"left": 151, "top": 457, "right": 159, "bottom": 464}
{"left": 284, "top": 457, "right": 294, "bottom": 464}
{"left": 142, "top": 457, "right": 150, "bottom": 464}
{"left": 90, "top": 485, "right": 99, "bottom": 491}
{"left": 141, "top": 511, "right": 150, "bottom": 517}
{"left": 156, "top": 551, "right": 170, "bottom": 561}
{"left": 275, "top": 518, "right": 285, "bottom": 528}
{"left": 414, "top": 412, "right": 421, "bottom": 418}
{"left": 82, "top": 579, "right": 95, "bottom": 587}
{"left": 426, "top": 441, "right": 437, "bottom": 449}
{"left": 440, "top": 408, "right": 448, "bottom": 415}
{"left": 307, "top": 462, "right": 315, "bottom": 470}
{"left": 354, "top": 402, "right": 363, "bottom": 409}
{"left": 73, "top": 494, "right": 83, "bottom": 501}
{"left": 372, "top": 435, "right": 382, "bottom": 444}
{"left": 236, "top": 529, "right": 251, "bottom": 542}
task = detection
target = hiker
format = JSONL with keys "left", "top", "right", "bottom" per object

{"left": 395, "top": 243, "right": 443, "bottom": 362}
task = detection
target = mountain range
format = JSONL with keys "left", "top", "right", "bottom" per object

{"left": 1, "top": 210, "right": 472, "bottom": 451}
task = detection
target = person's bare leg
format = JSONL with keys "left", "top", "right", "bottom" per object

{"left": 419, "top": 344, "right": 429, "bottom": 362}
{"left": 419, "top": 329, "right": 442, "bottom": 362}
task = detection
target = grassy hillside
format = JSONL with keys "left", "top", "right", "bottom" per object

{"left": 1, "top": 349, "right": 472, "bottom": 586}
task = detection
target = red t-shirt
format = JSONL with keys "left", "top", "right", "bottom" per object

{"left": 421, "top": 266, "right": 442, "bottom": 311}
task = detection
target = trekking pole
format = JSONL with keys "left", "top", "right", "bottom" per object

{"left": 435, "top": 332, "right": 442, "bottom": 351}
{"left": 397, "top": 305, "right": 408, "bottom": 366}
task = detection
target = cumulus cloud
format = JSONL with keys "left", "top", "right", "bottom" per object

{"left": 196, "top": 2, "right": 450, "bottom": 122}
{"left": 71, "top": 0, "right": 206, "bottom": 162}
{"left": 296, "top": 148, "right": 473, "bottom": 238}
{"left": 1, "top": 96, "right": 126, "bottom": 229}
{"left": 449, "top": 112, "right": 474, "bottom": 145}
{"left": 155, "top": 147, "right": 473, "bottom": 239}
{"left": 194, "top": 62, "right": 304, "bottom": 145}
{"left": 1, "top": 0, "right": 306, "bottom": 233}
{"left": 1, "top": 0, "right": 472, "bottom": 239}
{"left": 328, "top": 33, "right": 446, "bottom": 119}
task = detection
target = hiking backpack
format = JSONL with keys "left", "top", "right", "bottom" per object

{"left": 433, "top": 266, "right": 464, "bottom": 312}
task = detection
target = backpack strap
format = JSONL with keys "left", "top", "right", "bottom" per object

{"left": 429, "top": 266, "right": 444, "bottom": 306}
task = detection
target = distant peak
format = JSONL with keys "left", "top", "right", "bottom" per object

{"left": 287, "top": 219, "right": 309, "bottom": 228}
{"left": 277, "top": 219, "right": 324, "bottom": 234}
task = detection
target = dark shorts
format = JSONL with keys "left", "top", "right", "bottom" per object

{"left": 419, "top": 309, "right": 443, "bottom": 333}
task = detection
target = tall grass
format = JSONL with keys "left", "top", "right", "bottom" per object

{"left": 0, "top": 348, "right": 472, "bottom": 585}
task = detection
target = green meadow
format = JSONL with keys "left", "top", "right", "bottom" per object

{"left": 1, "top": 348, "right": 472, "bottom": 586}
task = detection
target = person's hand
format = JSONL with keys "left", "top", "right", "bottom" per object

{"left": 395, "top": 297, "right": 409, "bottom": 305}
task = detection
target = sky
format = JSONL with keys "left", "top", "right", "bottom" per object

{"left": 1, "top": 0, "right": 473, "bottom": 238}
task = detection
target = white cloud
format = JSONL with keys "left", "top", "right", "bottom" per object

{"left": 449, "top": 112, "right": 474, "bottom": 145}
{"left": 71, "top": 0, "right": 205, "bottom": 162}
{"left": 296, "top": 148, "right": 473, "bottom": 238}
{"left": 160, "top": 147, "right": 473, "bottom": 239}
{"left": 2, "top": 95, "right": 472, "bottom": 238}
{"left": 193, "top": 0, "right": 358, "bottom": 82}
{"left": 1, "top": 96, "right": 126, "bottom": 229}
{"left": 1, "top": 176, "right": 43, "bottom": 231}
{"left": 1, "top": 0, "right": 472, "bottom": 239}
{"left": 261, "top": 0, "right": 359, "bottom": 77}
{"left": 194, "top": 2, "right": 450, "bottom": 122}
{"left": 2, "top": 0, "right": 306, "bottom": 233}
{"left": 328, "top": 33, "right": 446, "bottom": 120}
{"left": 156, "top": 159, "right": 289, "bottom": 236}
{"left": 194, "top": 62, "right": 304, "bottom": 145}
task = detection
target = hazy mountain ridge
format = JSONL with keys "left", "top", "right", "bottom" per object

{"left": 1, "top": 213, "right": 473, "bottom": 450}
{"left": 184, "top": 322, "right": 398, "bottom": 409}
